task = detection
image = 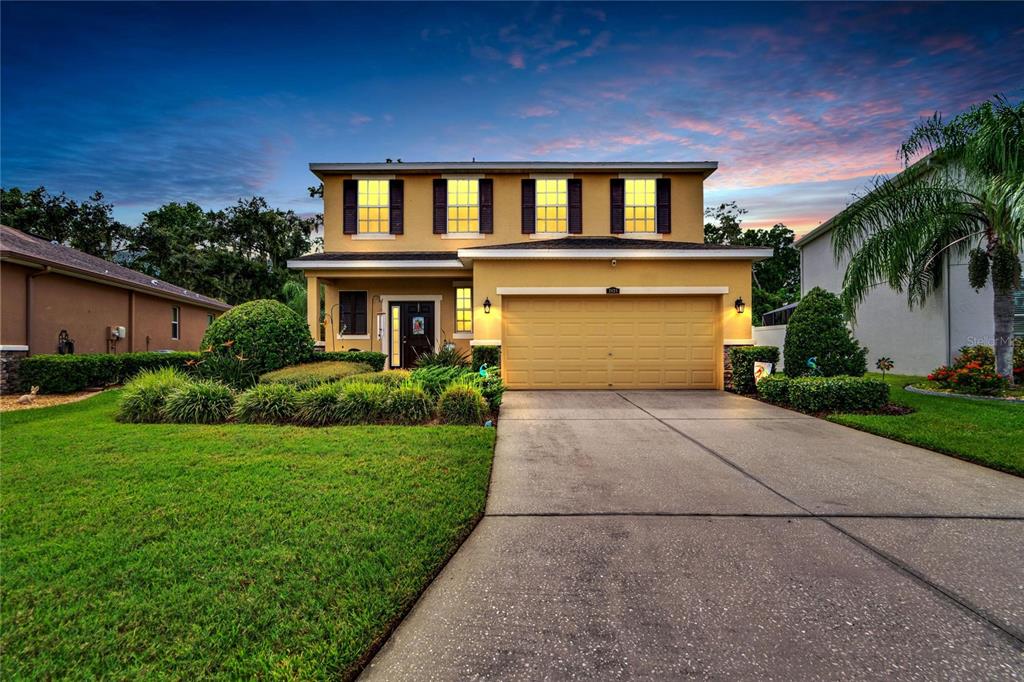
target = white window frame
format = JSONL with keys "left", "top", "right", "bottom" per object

{"left": 454, "top": 284, "right": 473, "bottom": 338}
{"left": 535, "top": 178, "right": 568, "bottom": 234}
{"left": 357, "top": 179, "right": 390, "bottom": 234}
{"left": 447, "top": 179, "right": 480, "bottom": 234}
{"left": 171, "top": 306, "right": 180, "bottom": 340}
{"left": 624, "top": 178, "right": 657, "bottom": 233}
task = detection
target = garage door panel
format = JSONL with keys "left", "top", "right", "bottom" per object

{"left": 502, "top": 295, "right": 719, "bottom": 389}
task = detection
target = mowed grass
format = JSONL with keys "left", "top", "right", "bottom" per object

{"left": 828, "top": 373, "right": 1024, "bottom": 476}
{"left": 1, "top": 391, "right": 495, "bottom": 680}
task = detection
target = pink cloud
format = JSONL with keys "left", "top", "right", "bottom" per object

{"left": 922, "top": 33, "right": 976, "bottom": 55}
{"left": 507, "top": 51, "right": 526, "bottom": 69}
{"left": 518, "top": 105, "right": 558, "bottom": 118}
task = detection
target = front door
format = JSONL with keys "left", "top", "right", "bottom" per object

{"left": 389, "top": 301, "right": 435, "bottom": 368}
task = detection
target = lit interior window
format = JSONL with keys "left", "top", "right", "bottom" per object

{"left": 536, "top": 178, "right": 568, "bottom": 233}
{"left": 625, "top": 178, "right": 656, "bottom": 233}
{"left": 447, "top": 179, "right": 479, "bottom": 233}
{"left": 358, "top": 179, "right": 390, "bottom": 233}
{"left": 390, "top": 306, "right": 401, "bottom": 367}
{"left": 456, "top": 287, "right": 473, "bottom": 333}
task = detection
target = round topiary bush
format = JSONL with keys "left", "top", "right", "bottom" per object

{"left": 162, "top": 380, "right": 235, "bottom": 424}
{"left": 201, "top": 299, "right": 314, "bottom": 376}
{"left": 437, "top": 384, "right": 488, "bottom": 425}
{"left": 783, "top": 287, "right": 868, "bottom": 378}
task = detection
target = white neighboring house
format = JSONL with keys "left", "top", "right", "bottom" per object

{"left": 790, "top": 217, "right": 1024, "bottom": 376}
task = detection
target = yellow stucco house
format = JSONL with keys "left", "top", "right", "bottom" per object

{"left": 288, "top": 162, "right": 771, "bottom": 390}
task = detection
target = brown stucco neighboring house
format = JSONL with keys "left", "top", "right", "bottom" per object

{"left": 1, "top": 224, "right": 231, "bottom": 390}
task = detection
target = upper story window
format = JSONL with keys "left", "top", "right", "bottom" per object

{"left": 447, "top": 179, "right": 479, "bottom": 233}
{"left": 358, "top": 180, "right": 390, "bottom": 233}
{"left": 624, "top": 178, "right": 656, "bottom": 233}
{"left": 536, "top": 179, "right": 568, "bottom": 233}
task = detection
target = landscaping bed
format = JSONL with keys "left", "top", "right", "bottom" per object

{"left": 0, "top": 391, "right": 495, "bottom": 679}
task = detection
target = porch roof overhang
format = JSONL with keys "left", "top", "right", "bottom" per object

{"left": 287, "top": 251, "right": 466, "bottom": 270}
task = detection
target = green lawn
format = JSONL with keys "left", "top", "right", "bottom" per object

{"left": 828, "top": 373, "right": 1024, "bottom": 476}
{"left": 1, "top": 391, "right": 495, "bottom": 680}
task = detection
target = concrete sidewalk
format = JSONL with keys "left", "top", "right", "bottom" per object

{"left": 362, "top": 391, "right": 1024, "bottom": 680}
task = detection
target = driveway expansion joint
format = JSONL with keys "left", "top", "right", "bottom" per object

{"left": 485, "top": 511, "right": 1024, "bottom": 520}
{"left": 614, "top": 391, "right": 1024, "bottom": 649}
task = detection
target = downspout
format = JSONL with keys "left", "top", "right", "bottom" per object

{"left": 26, "top": 267, "right": 53, "bottom": 356}
{"left": 129, "top": 291, "right": 136, "bottom": 352}
{"left": 945, "top": 252, "right": 952, "bottom": 365}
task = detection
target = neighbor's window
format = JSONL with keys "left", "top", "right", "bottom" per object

{"left": 171, "top": 306, "right": 180, "bottom": 340}
{"left": 536, "top": 178, "right": 567, "bottom": 233}
{"left": 357, "top": 179, "right": 389, "bottom": 233}
{"left": 1014, "top": 276, "right": 1024, "bottom": 338}
{"left": 447, "top": 179, "right": 479, "bottom": 233}
{"left": 456, "top": 286, "right": 473, "bottom": 333}
{"left": 339, "top": 291, "right": 368, "bottom": 336}
{"left": 624, "top": 178, "right": 656, "bottom": 233}
{"left": 207, "top": 313, "right": 214, "bottom": 326}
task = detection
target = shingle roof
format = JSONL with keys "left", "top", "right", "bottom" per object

{"left": 0, "top": 225, "right": 231, "bottom": 311}
{"left": 310, "top": 161, "right": 718, "bottom": 178}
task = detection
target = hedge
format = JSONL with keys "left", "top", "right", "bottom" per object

{"left": 471, "top": 345, "right": 501, "bottom": 372}
{"left": 260, "top": 361, "right": 371, "bottom": 390}
{"left": 729, "top": 346, "right": 780, "bottom": 394}
{"left": 315, "top": 351, "right": 387, "bottom": 372}
{"left": 19, "top": 352, "right": 201, "bottom": 393}
{"left": 786, "top": 376, "right": 889, "bottom": 413}
{"left": 756, "top": 374, "right": 791, "bottom": 404}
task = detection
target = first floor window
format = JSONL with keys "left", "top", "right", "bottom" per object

{"left": 207, "top": 313, "right": 214, "bottom": 326}
{"left": 535, "top": 178, "right": 568, "bottom": 233}
{"left": 357, "top": 179, "right": 389, "bottom": 233}
{"left": 339, "top": 291, "right": 368, "bottom": 336}
{"left": 447, "top": 179, "right": 480, "bottom": 233}
{"left": 624, "top": 178, "right": 656, "bottom": 233}
{"left": 171, "top": 306, "right": 180, "bottom": 339}
{"left": 455, "top": 286, "right": 473, "bottom": 333}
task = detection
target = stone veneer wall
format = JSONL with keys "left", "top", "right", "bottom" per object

{"left": 0, "top": 349, "right": 28, "bottom": 394}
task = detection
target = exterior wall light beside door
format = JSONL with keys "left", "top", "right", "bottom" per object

{"left": 734, "top": 297, "right": 745, "bottom": 314}
{"left": 483, "top": 298, "right": 492, "bottom": 313}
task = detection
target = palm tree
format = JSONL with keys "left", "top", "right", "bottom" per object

{"left": 831, "top": 96, "right": 1023, "bottom": 381}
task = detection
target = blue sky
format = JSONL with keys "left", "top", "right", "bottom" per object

{"left": 2, "top": 1, "right": 1022, "bottom": 234}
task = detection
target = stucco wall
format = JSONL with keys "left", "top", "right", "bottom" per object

{"left": 321, "top": 172, "right": 706, "bottom": 252}
{"left": 751, "top": 324, "right": 787, "bottom": 371}
{"left": 1, "top": 261, "right": 30, "bottom": 346}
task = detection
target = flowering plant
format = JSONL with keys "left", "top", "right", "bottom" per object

{"left": 928, "top": 360, "right": 1007, "bottom": 395}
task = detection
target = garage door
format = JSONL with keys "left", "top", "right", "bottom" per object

{"left": 502, "top": 296, "right": 720, "bottom": 389}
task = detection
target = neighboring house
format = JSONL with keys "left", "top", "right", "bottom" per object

{"left": 288, "top": 161, "right": 771, "bottom": 390}
{"left": 1, "top": 225, "right": 230, "bottom": 389}
{"left": 796, "top": 217, "right": 1024, "bottom": 376}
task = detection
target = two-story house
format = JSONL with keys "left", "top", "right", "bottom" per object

{"left": 288, "top": 162, "right": 771, "bottom": 390}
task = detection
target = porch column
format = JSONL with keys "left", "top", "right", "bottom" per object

{"left": 306, "top": 275, "right": 321, "bottom": 348}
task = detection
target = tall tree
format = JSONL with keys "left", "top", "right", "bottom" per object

{"left": 831, "top": 96, "right": 1023, "bottom": 381}
{"left": 1, "top": 186, "right": 128, "bottom": 259}
{"left": 704, "top": 202, "right": 800, "bottom": 323}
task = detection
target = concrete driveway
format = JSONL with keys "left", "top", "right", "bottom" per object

{"left": 362, "top": 391, "right": 1024, "bottom": 680}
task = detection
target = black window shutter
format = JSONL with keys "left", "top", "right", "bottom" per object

{"left": 389, "top": 180, "right": 404, "bottom": 234}
{"left": 343, "top": 180, "right": 358, "bottom": 235}
{"left": 339, "top": 291, "right": 368, "bottom": 336}
{"left": 610, "top": 178, "right": 625, "bottom": 234}
{"left": 433, "top": 179, "right": 447, "bottom": 234}
{"left": 479, "top": 179, "right": 494, "bottom": 234}
{"left": 567, "top": 179, "right": 583, "bottom": 234}
{"left": 656, "top": 178, "right": 671, "bottom": 234}
{"left": 521, "top": 179, "right": 536, "bottom": 234}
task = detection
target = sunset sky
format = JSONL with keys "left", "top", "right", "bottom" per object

{"left": 2, "top": 1, "right": 1022, "bottom": 234}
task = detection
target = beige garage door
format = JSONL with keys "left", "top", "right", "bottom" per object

{"left": 502, "top": 296, "right": 720, "bottom": 389}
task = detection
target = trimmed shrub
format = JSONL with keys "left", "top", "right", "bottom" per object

{"left": 116, "top": 367, "right": 191, "bottom": 423}
{"left": 317, "top": 351, "right": 387, "bottom": 372}
{"left": 294, "top": 382, "right": 346, "bottom": 426}
{"left": 162, "top": 380, "right": 235, "bottom": 424}
{"left": 756, "top": 374, "right": 791, "bottom": 405}
{"left": 337, "top": 382, "right": 391, "bottom": 424}
{"left": 201, "top": 299, "right": 313, "bottom": 376}
{"left": 783, "top": 287, "right": 867, "bottom": 378}
{"left": 471, "top": 345, "right": 501, "bottom": 372}
{"left": 415, "top": 345, "right": 470, "bottom": 368}
{"left": 410, "top": 365, "right": 473, "bottom": 398}
{"left": 260, "top": 361, "right": 371, "bottom": 390}
{"left": 786, "top": 376, "right": 889, "bottom": 413}
{"left": 339, "top": 369, "right": 412, "bottom": 389}
{"left": 437, "top": 384, "right": 488, "bottom": 425}
{"left": 386, "top": 382, "right": 435, "bottom": 424}
{"left": 19, "top": 351, "right": 201, "bottom": 393}
{"left": 234, "top": 383, "right": 299, "bottom": 424}
{"left": 729, "top": 346, "right": 780, "bottom": 394}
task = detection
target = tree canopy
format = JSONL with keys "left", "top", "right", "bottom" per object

{"left": 1, "top": 187, "right": 129, "bottom": 260}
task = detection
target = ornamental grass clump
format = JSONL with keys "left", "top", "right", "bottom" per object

{"left": 116, "top": 367, "right": 190, "bottom": 423}
{"left": 437, "top": 384, "right": 488, "bottom": 425}
{"left": 386, "top": 382, "right": 435, "bottom": 424}
{"left": 162, "top": 380, "right": 235, "bottom": 424}
{"left": 336, "top": 381, "right": 391, "bottom": 424}
{"left": 294, "top": 382, "right": 346, "bottom": 426}
{"left": 234, "top": 383, "right": 299, "bottom": 424}
{"left": 410, "top": 365, "right": 472, "bottom": 399}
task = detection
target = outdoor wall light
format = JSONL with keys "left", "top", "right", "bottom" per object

{"left": 483, "top": 298, "right": 492, "bottom": 314}
{"left": 734, "top": 297, "right": 746, "bottom": 314}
